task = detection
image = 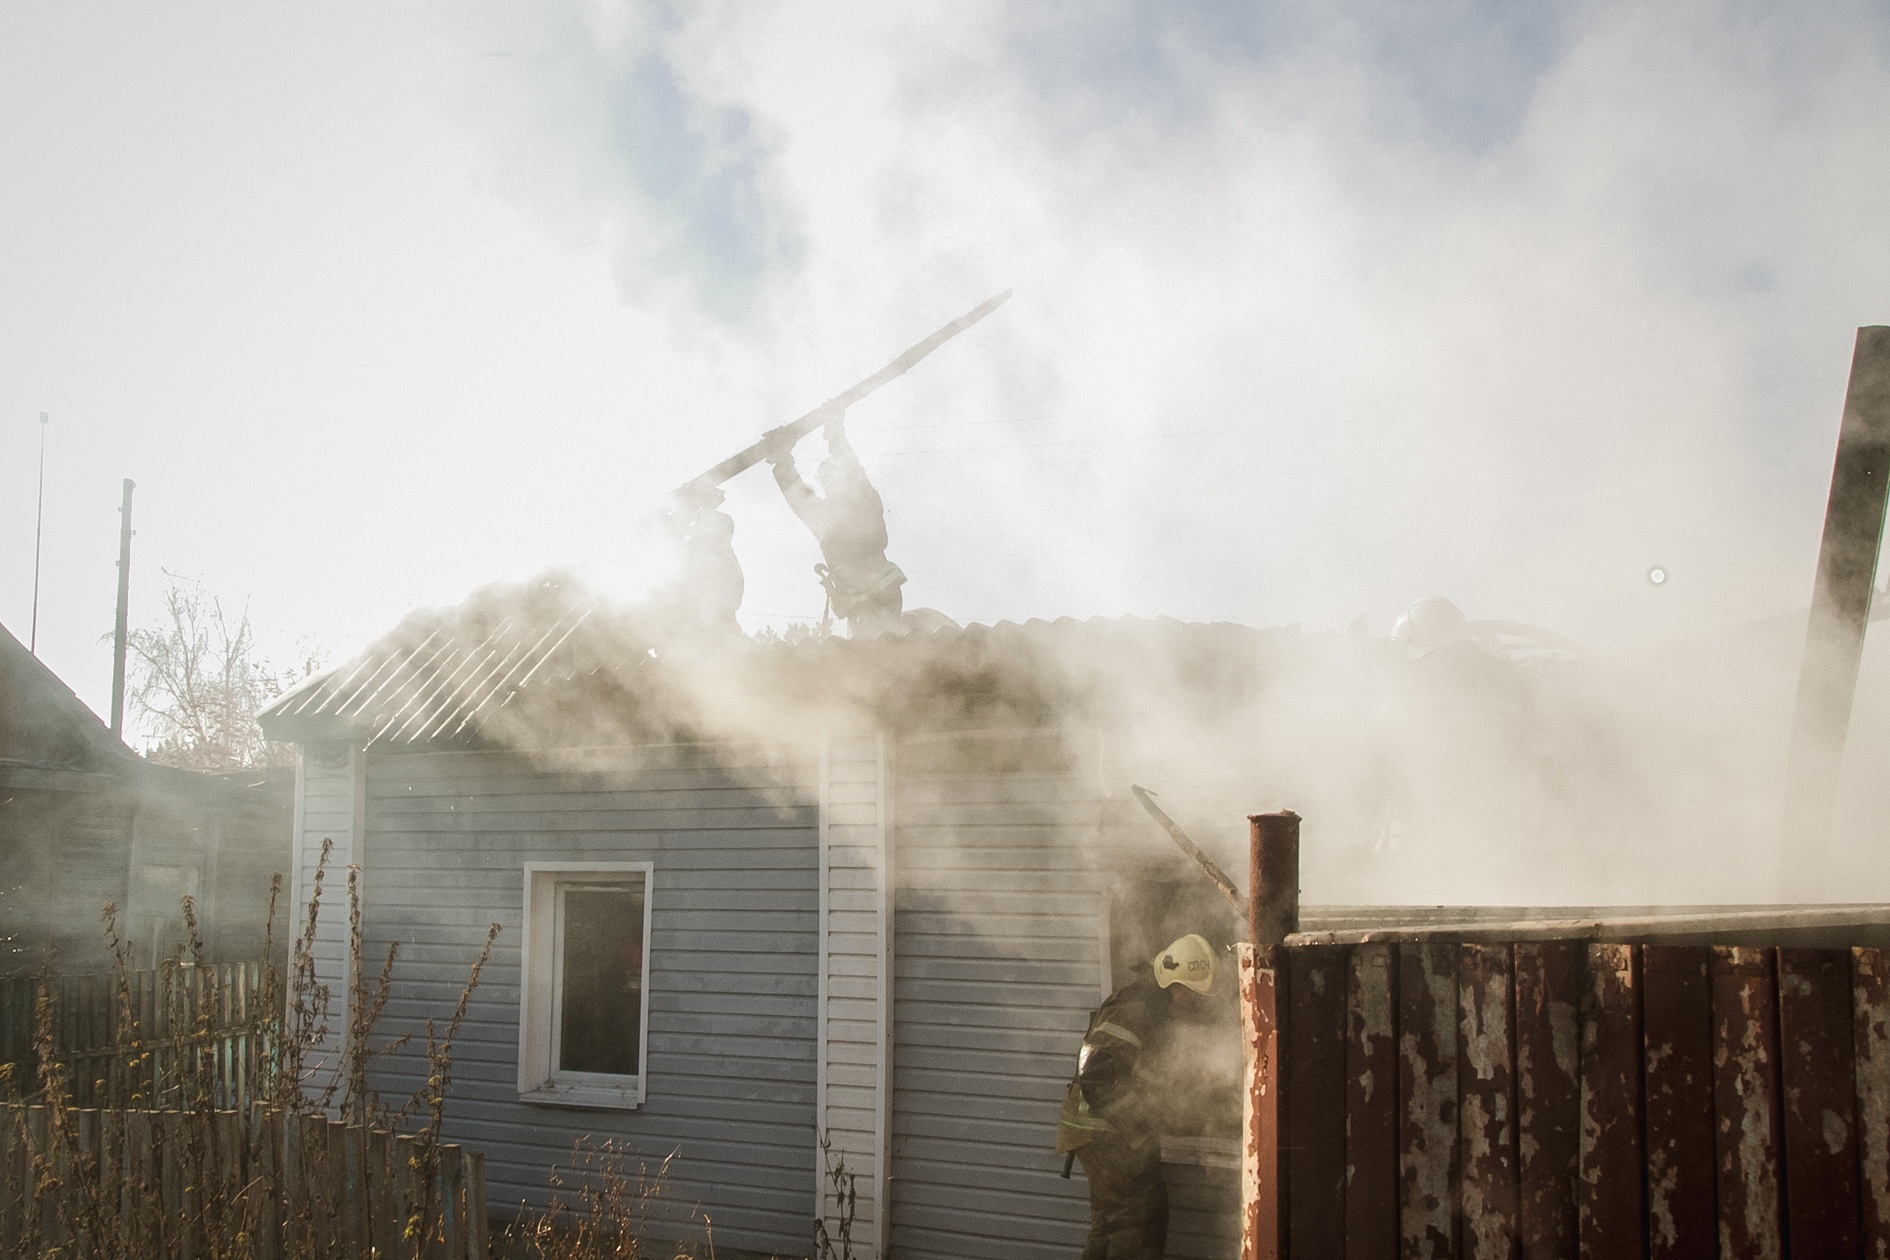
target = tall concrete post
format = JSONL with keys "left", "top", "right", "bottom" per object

{"left": 109, "top": 478, "right": 136, "bottom": 740}
{"left": 1781, "top": 327, "right": 1890, "bottom": 899}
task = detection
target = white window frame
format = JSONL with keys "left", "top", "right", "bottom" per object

{"left": 518, "top": 862, "right": 654, "bottom": 1109}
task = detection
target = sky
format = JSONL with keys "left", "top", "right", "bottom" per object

{"left": 3, "top": 0, "right": 1889, "bottom": 734}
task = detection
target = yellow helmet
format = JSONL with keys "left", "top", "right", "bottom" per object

{"left": 1152, "top": 933, "right": 1217, "bottom": 995}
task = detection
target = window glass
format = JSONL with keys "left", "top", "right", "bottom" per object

{"left": 557, "top": 883, "right": 645, "bottom": 1077}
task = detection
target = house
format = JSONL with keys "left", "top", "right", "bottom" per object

{"left": 259, "top": 574, "right": 1431, "bottom": 1259}
{"left": 0, "top": 620, "right": 294, "bottom": 974}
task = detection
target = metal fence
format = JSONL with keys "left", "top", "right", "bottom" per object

{"left": 1245, "top": 939, "right": 1890, "bottom": 1258}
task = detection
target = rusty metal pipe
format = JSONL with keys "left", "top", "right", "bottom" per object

{"left": 1248, "top": 811, "right": 1300, "bottom": 947}
{"left": 1239, "top": 810, "right": 1298, "bottom": 1260}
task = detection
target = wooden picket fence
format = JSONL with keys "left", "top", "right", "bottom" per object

{"left": 0, "top": 1103, "right": 488, "bottom": 1259}
{"left": 0, "top": 961, "right": 270, "bottom": 1109}
{"left": 1249, "top": 940, "right": 1890, "bottom": 1258}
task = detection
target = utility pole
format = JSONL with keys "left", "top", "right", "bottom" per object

{"left": 1781, "top": 326, "right": 1890, "bottom": 899}
{"left": 109, "top": 478, "right": 136, "bottom": 740}
{"left": 30, "top": 412, "right": 48, "bottom": 654}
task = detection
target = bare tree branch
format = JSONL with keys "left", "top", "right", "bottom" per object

{"left": 127, "top": 572, "right": 324, "bottom": 770}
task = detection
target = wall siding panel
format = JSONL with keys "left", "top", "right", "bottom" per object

{"left": 352, "top": 744, "right": 820, "bottom": 1259}
{"left": 818, "top": 734, "right": 891, "bottom": 1258}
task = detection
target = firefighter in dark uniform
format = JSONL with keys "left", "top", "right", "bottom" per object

{"left": 765, "top": 407, "right": 907, "bottom": 636}
{"left": 1058, "top": 932, "right": 1218, "bottom": 1260}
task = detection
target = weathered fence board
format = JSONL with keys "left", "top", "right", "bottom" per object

{"left": 1777, "top": 947, "right": 1860, "bottom": 1255}
{"left": 0, "top": 962, "right": 270, "bottom": 1111}
{"left": 1857, "top": 947, "right": 1890, "bottom": 1259}
{"left": 1400, "top": 941, "right": 1459, "bottom": 1259}
{"left": 1346, "top": 942, "right": 1399, "bottom": 1260}
{"left": 1286, "top": 947, "right": 1347, "bottom": 1257}
{"left": 1712, "top": 946, "right": 1783, "bottom": 1260}
{"left": 1512, "top": 941, "right": 1579, "bottom": 1260}
{"left": 0, "top": 1104, "right": 486, "bottom": 1259}
{"left": 1457, "top": 944, "right": 1518, "bottom": 1260}
{"left": 1578, "top": 942, "right": 1644, "bottom": 1260}
{"left": 1266, "top": 933, "right": 1890, "bottom": 1258}
{"left": 1639, "top": 945, "right": 1714, "bottom": 1260}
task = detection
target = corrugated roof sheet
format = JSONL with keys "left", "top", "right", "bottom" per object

{"left": 258, "top": 574, "right": 1355, "bottom": 750}
{"left": 261, "top": 596, "right": 602, "bottom": 749}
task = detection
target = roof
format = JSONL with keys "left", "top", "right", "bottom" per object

{"left": 0, "top": 619, "right": 132, "bottom": 773}
{"left": 259, "top": 573, "right": 1384, "bottom": 751}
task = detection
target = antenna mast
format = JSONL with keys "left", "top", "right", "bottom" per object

{"left": 29, "top": 412, "right": 47, "bottom": 654}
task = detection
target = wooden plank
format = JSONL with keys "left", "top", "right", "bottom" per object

{"left": 373, "top": 1127, "right": 399, "bottom": 1258}
{"left": 1458, "top": 944, "right": 1518, "bottom": 1260}
{"left": 1578, "top": 942, "right": 1643, "bottom": 1260}
{"left": 1286, "top": 944, "right": 1347, "bottom": 1257}
{"left": 1639, "top": 945, "right": 1714, "bottom": 1260}
{"left": 1347, "top": 942, "right": 1400, "bottom": 1260}
{"left": 1239, "top": 942, "right": 1283, "bottom": 1260}
{"left": 342, "top": 1120, "right": 368, "bottom": 1254}
{"left": 1513, "top": 942, "right": 1580, "bottom": 1260}
{"left": 1778, "top": 947, "right": 1860, "bottom": 1254}
{"left": 466, "top": 1148, "right": 489, "bottom": 1260}
{"left": 1400, "top": 941, "right": 1459, "bottom": 1259}
{"left": 1859, "top": 948, "right": 1890, "bottom": 1259}
{"left": 439, "top": 1141, "right": 465, "bottom": 1260}
{"left": 1711, "top": 946, "right": 1783, "bottom": 1260}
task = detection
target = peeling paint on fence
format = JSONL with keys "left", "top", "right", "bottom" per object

{"left": 1458, "top": 944, "right": 1518, "bottom": 1260}
{"left": 1579, "top": 942, "right": 1643, "bottom": 1259}
{"left": 1513, "top": 942, "right": 1579, "bottom": 1260}
{"left": 1288, "top": 947, "right": 1347, "bottom": 1256}
{"left": 1347, "top": 942, "right": 1399, "bottom": 1260}
{"left": 1640, "top": 945, "right": 1715, "bottom": 1260}
{"left": 1711, "top": 946, "right": 1782, "bottom": 1260}
{"left": 1777, "top": 947, "right": 1859, "bottom": 1255}
{"left": 1856, "top": 947, "right": 1890, "bottom": 1259}
{"left": 1401, "top": 942, "right": 1459, "bottom": 1259}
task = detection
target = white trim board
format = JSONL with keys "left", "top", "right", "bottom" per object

{"left": 815, "top": 734, "right": 893, "bottom": 1260}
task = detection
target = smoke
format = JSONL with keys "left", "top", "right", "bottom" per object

{"left": 335, "top": 0, "right": 1890, "bottom": 905}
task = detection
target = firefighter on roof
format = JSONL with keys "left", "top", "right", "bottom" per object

{"left": 765, "top": 407, "right": 907, "bottom": 637}
{"left": 1058, "top": 932, "right": 1217, "bottom": 1260}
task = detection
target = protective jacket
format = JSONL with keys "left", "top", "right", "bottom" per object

{"left": 1057, "top": 970, "right": 1170, "bottom": 1154}
{"left": 770, "top": 443, "right": 906, "bottom": 621}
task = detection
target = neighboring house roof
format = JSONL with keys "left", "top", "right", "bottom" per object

{"left": 259, "top": 573, "right": 1385, "bottom": 751}
{"left": 0, "top": 619, "right": 132, "bottom": 777}
{"left": 0, "top": 619, "right": 295, "bottom": 810}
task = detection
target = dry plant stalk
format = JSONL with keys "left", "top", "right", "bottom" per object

{"left": 0, "top": 835, "right": 506, "bottom": 1260}
{"left": 504, "top": 1142, "right": 715, "bottom": 1260}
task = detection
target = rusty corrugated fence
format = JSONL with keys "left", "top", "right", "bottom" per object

{"left": 1255, "top": 941, "right": 1890, "bottom": 1258}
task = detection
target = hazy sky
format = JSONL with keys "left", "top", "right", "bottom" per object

{"left": 4, "top": 1, "right": 1889, "bottom": 724}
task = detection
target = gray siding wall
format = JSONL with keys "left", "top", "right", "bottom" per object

{"left": 292, "top": 742, "right": 362, "bottom": 1082}
{"left": 354, "top": 743, "right": 820, "bottom": 1258}
{"left": 889, "top": 736, "right": 1103, "bottom": 1259}
{"left": 818, "top": 734, "right": 890, "bottom": 1257}
{"left": 887, "top": 733, "right": 1240, "bottom": 1260}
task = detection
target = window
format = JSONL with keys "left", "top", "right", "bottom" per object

{"left": 519, "top": 863, "right": 653, "bottom": 1108}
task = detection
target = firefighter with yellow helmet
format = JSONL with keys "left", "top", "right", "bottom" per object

{"left": 1057, "top": 932, "right": 1218, "bottom": 1260}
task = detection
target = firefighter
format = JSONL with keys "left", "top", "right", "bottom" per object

{"left": 765, "top": 407, "right": 906, "bottom": 636}
{"left": 1057, "top": 932, "right": 1218, "bottom": 1260}
{"left": 647, "top": 485, "right": 744, "bottom": 641}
